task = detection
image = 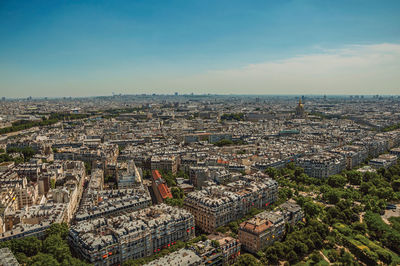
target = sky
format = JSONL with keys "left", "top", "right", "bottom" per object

{"left": 0, "top": 0, "right": 400, "bottom": 97}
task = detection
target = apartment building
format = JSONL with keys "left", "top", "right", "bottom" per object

{"left": 297, "top": 152, "right": 346, "bottom": 178}
{"left": 189, "top": 166, "right": 209, "bottom": 188}
{"left": 117, "top": 161, "right": 142, "bottom": 189}
{"left": 75, "top": 187, "right": 151, "bottom": 222}
{"left": 184, "top": 177, "right": 278, "bottom": 233}
{"left": 239, "top": 201, "right": 303, "bottom": 253}
{"left": 1, "top": 203, "right": 67, "bottom": 242}
{"left": 331, "top": 145, "right": 368, "bottom": 170}
{"left": 69, "top": 204, "right": 195, "bottom": 265}
{"left": 151, "top": 156, "right": 178, "bottom": 174}
{"left": 209, "top": 235, "right": 241, "bottom": 265}
{"left": 369, "top": 154, "right": 398, "bottom": 169}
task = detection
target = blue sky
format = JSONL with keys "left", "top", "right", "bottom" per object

{"left": 1, "top": 0, "right": 400, "bottom": 97}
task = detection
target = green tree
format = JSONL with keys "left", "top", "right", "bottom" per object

{"left": 346, "top": 170, "right": 362, "bottom": 185}
{"left": 211, "top": 240, "right": 220, "bottom": 248}
{"left": 31, "top": 253, "right": 60, "bottom": 266}
{"left": 294, "top": 241, "right": 308, "bottom": 256}
{"left": 392, "top": 178, "right": 400, "bottom": 191}
{"left": 351, "top": 221, "right": 367, "bottom": 234}
{"left": 234, "top": 254, "right": 261, "bottom": 266}
{"left": 309, "top": 232, "right": 323, "bottom": 249}
{"left": 338, "top": 250, "right": 356, "bottom": 265}
{"left": 43, "top": 234, "right": 71, "bottom": 262}
{"left": 310, "top": 251, "right": 323, "bottom": 264}
{"left": 327, "top": 249, "right": 339, "bottom": 262}
{"left": 265, "top": 167, "right": 279, "bottom": 178}
{"left": 364, "top": 211, "right": 400, "bottom": 253}
{"left": 21, "top": 146, "right": 35, "bottom": 161}
{"left": 15, "top": 252, "right": 29, "bottom": 265}
{"left": 327, "top": 174, "right": 347, "bottom": 188}
{"left": 214, "top": 139, "right": 234, "bottom": 146}
{"left": 294, "top": 167, "right": 304, "bottom": 177}
{"left": 47, "top": 223, "right": 69, "bottom": 239}
{"left": 303, "top": 201, "right": 321, "bottom": 218}
{"left": 287, "top": 250, "right": 298, "bottom": 263}
{"left": 324, "top": 189, "right": 340, "bottom": 204}
{"left": 84, "top": 161, "right": 92, "bottom": 175}
{"left": 0, "top": 236, "right": 42, "bottom": 257}
{"left": 171, "top": 187, "right": 184, "bottom": 199}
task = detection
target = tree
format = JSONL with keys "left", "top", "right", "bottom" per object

{"left": 327, "top": 174, "right": 347, "bottom": 188}
{"left": 364, "top": 211, "right": 400, "bottom": 253}
{"left": 47, "top": 223, "right": 69, "bottom": 239}
{"left": 15, "top": 252, "right": 29, "bottom": 265}
{"left": 360, "top": 182, "right": 373, "bottom": 194}
{"left": 363, "top": 172, "right": 379, "bottom": 182}
{"left": 84, "top": 161, "right": 92, "bottom": 175}
{"left": 0, "top": 236, "right": 42, "bottom": 257}
{"left": 287, "top": 250, "right": 298, "bottom": 263}
{"left": 309, "top": 232, "right": 323, "bottom": 249}
{"left": 164, "top": 197, "right": 184, "bottom": 207}
{"left": 214, "top": 139, "right": 234, "bottom": 147}
{"left": 118, "top": 144, "right": 126, "bottom": 152}
{"left": 211, "top": 240, "right": 220, "bottom": 248}
{"left": 234, "top": 254, "right": 261, "bottom": 266}
{"left": 392, "top": 178, "right": 400, "bottom": 191}
{"left": 294, "top": 167, "right": 304, "bottom": 177}
{"left": 221, "top": 113, "right": 244, "bottom": 121}
{"left": 376, "top": 249, "right": 392, "bottom": 264}
{"left": 43, "top": 234, "right": 71, "bottom": 262}
{"left": 265, "top": 167, "right": 279, "bottom": 178}
{"left": 327, "top": 249, "right": 339, "bottom": 262}
{"left": 310, "top": 251, "right": 322, "bottom": 264}
{"left": 278, "top": 188, "right": 293, "bottom": 202}
{"left": 324, "top": 189, "right": 340, "bottom": 204}
{"left": 346, "top": 170, "right": 362, "bottom": 185}
{"left": 351, "top": 222, "right": 367, "bottom": 234}
{"left": 303, "top": 201, "right": 321, "bottom": 218}
{"left": 338, "top": 250, "right": 355, "bottom": 265}
{"left": 171, "top": 187, "right": 184, "bottom": 199}
{"left": 305, "top": 239, "right": 315, "bottom": 251}
{"left": 31, "top": 253, "right": 60, "bottom": 266}
{"left": 294, "top": 241, "right": 308, "bottom": 256}
{"left": 21, "top": 146, "right": 35, "bottom": 161}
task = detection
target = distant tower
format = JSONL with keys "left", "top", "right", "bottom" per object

{"left": 295, "top": 98, "right": 306, "bottom": 118}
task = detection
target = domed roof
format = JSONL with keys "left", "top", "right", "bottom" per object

{"left": 295, "top": 98, "right": 305, "bottom": 117}
{"left": 297, "top": 98, "right": 304, "bottom": 108}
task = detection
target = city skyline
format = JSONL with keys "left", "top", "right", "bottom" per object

{"left": 1, "top": 0, "right": 400, "bottom": 97}
{"left": 1, "top": 2, "right": 400, "bottom": 263}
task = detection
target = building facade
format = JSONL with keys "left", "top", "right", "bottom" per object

{"left": 239, "top": 201, "right": 303, "bottom": 253}
{"left": 184, "top": 177, "right": 278, "bottom": 233}
{"left": 69, "top": 204, "right": 195, "bottom": 265}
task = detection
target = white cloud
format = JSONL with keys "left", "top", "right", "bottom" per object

{"left": 3, "top": 43, "right": 400, "bottom": 97}
{"left": 163, "top": 43, "right": 400, "bottom": 95}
